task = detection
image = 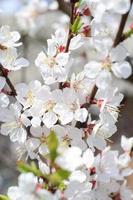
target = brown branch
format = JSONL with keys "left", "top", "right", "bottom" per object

{"left": 0, "top": 64, "right": 17, "bottom": 96}
{"left": 113, "top": 0, "right": 133, "bottom": 47}
{"left": 65, "top": 2, "right": 75, "bottom": 52}
{"left": 56, "top": 0, "right": 71, "bottom": 16}
{"left": 59, "top": 1, "right": 77, "bottom": 89}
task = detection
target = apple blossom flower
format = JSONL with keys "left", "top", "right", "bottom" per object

{"left": 84, "top": 44, "right": 132, "bottom": 89}
{"left": 0, "top": 102, "right": 30, "bottom": 144}
{"left": 96, "top": 86, "right": 124, "bottom": 120}
{"left": 0, "top": 47, "right": 29, "bottom": 71}
{"left": 54, "top": 88, "right": 88, "bottom": 125}
{"left": 0, "top": 0, "right": 133, "bottom": 199}
{"left": 0, "top": 25, "right": 21, "bottom": 48}
{"left": 35, "top": 29, "right": 85, "bottom": 85}
{"left": 70, "top": 72, "right": 94, "bottom": 100}
{"left": 15, "top": 80, "right": 42, "bottom": 109}
{"left": 29, "top": 86, "right": 61, "bottom": 128}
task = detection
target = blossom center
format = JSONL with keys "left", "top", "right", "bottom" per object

{"left": 26, "top": 90, "right": 34, "bottom": 105}
{"left": 101, "top": 57, "right": 111, "bottom": 70}
{"left": 44, "top": 57, "right": 56, "bottom": 68}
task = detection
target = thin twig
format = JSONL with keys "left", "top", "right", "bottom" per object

{"left": 0, "top": 64, "right": 17, "bottom": 96}
{"left": 113, "top": 0, "right": 133, "bottom": 47}
{"left": 59, "top": 1, "right": 76, "bottom": 89}
{"left": 65, "top": 2, "right": 75, "bottom": 52}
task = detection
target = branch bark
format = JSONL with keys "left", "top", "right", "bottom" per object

{"left": 113, "top": 0, "right": 133, "bottom": 47}
{"left": 0, "top": 64, "right": 17, "bottom": 96}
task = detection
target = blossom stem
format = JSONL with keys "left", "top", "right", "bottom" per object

{"left": 59, "top": 1, "right": 76, "bottom": 89}
{"left": 113, "top": 0, "right": 133, "bottom": 47}
{"left": 65, "top": 2, "right": 75, "bottom": 52}
{"left": 0, "top": 64, "right": 17, "bottom": 96}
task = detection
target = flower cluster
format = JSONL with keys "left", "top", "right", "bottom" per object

{"left": 0, "top": 0, "right": 133, "bottom": 200}
{"left": 0, "top": 26, "right": 29, "bottom": 71}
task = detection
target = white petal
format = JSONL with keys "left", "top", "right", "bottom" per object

{"left": 43, "top": 111, "right": 58, "bottom": 128}
{"left": 26, "top": 138, "right": 40, "bottom": 151}
{"left": 70, "top": 35, "right": 84, "bottom": 50}
{"left": 84, "top": 61, "right": 101, "bottom": 79}
{"left": 35, "top": 51, "right": 47, "bottom": 67}
{"left": 59, "top": 111, "right": 74, "bottom": 125}
{"left": 47, "top": 39, "right": 56, "bottom": 57}
{"left": 113, "top": 0, "right": 130, "bottom": 14}
{"left": 39, "top": 161, "right": 50, "bottom": 174}
{"left": 0, "top": 108, "right": 14, "bottom": 122}
{"left": 74, "top": 108, "right": 88, "bottom": 122}
{"left": 82, "top": 148, "right": 94, "bottom": 168}
{"left": 110, "top": 45, "right": 127, "bottom": 62}
{"left": 17, "top": 127, "right": 27, "bottom": 143}
{"left": 31, "top": 117, "right": 41, "bottom": 127}
{"left": 11, "top": 31, "right": 21, "bottom": 43}
{"left": 21, "top": 114, "right": 31, "bottom": 127}
{"left": 70, "top": 170, "right": 86, "bottom": 183}
{"left": 8, "top": 187, "right": 21, "bottom": 200}
{"left": 112, "top": 61, "right": 132, "bottom": 79}
{"left": 0, "top": 77, "right": 6, "bottom": 90}
{"left": 96, "top": 70, "right": 112, "bottom": 89}
{"left": 56, "top": 52, "right": 69, "bottom": 66}
{"left": 0, "top": 93, "right": 9, "bottom": 107}
{"left": 14, "top": 57, "right": 29, "bottom": 69}
{"left": 121, "top": 135, "right": 133, "bottom": 152}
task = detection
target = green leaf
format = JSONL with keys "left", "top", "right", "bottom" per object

{"left": 17, "top": 161, "right": 42, "bottom": 177}
{"left": 0, "top": 195, "right": 9, "bottom": 200}
{"left": 47, "top": 131, "right": 58, "bottom": 162}
{"left": 71, "top": 16, "right": 83, "bottom": 33}
{"left": 49, "top": 169, "right": 70, "bottom": 186}
{"left": 77, "top": 0, "right": 83, "bottom": 6}
{"left": 124, "top": 29, "right": 133, "bottom": 39}
{"left": 58, "top": 182, "right": 67, "bottom": 191}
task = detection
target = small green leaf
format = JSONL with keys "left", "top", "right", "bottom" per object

{"left": 0, "top": 195, "right": 9, "bottom": 200}
{"left": 47, "top": 131, "right": 58, "bottom": 162}
{"left": 71, "top": 16, "right": 83, "bottom": 33}
{"left": 17, "top": 161, "right": 42, "bottom": 177}
{"left": 49, "top": 169, "right": 70, "bottom": 186}
{"left": 124, "top": 29, "right": 133, "bottom": 39}
{"left": 58, "top": 182, "right": 67, "bottom": 191}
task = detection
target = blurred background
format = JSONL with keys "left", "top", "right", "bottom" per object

{"left": 0, "top": 0, "right": 133, "bottom": 194}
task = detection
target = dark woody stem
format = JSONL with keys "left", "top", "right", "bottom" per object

{"left": 59, "top": 1, "right": 77, "bottom": 89}
{"left": 113, "top": 0, "right": 133, "bottom": 47}
{"left": 0, "top": 64, "right": 17, "bottom": 96}
{"left": 65, "top": 2, "right": 76, "bottom": 52}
